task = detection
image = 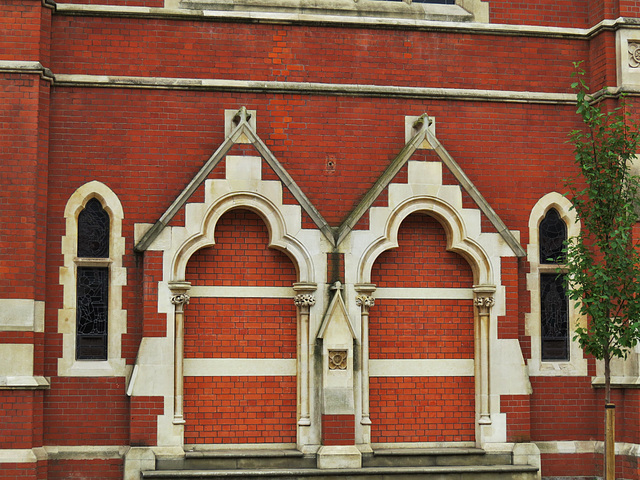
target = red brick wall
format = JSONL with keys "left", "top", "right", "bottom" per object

{"left": 51, "top": 17, "right": 587, "bottom": 95}
{"left": 489, "top": 0, "right": 590, "bottom": 27}
{"left": 322, "top": 414, "right": 355, "bottom": 446}
{"left": 1, "top": 1, "right": 46, "bottom": 62}
{"left": 540, "top": 452, "right": 599, "bottom": 477}
{"left": 0, "top": 463, "right": 39, "bottom": 480}
{"left": 0, "top": 391, "right": 39, "bottom": 449}
{"left": 370, "top": 300, "right": 473, "bottom": 360}
{"left": 500, "top": 394, "right": 531, "bottom": 442}
{"left": 130, "top": 395, "right": 164, "bottom": 446}
{"left": 0, "top": 74, "right": 41, "bottom": 300}
{"left": 530, "top": 376, "right": 599, "bottom": 441}
{"left": 370, "top": 377, "right": 475, "bottom": 443}
{"left": 47, "top": 459, "right": 122, "bottom": 480}
{"left": 185, "top": 298, "right": 296, "bottom": 358}
{"left": 184, "top": 376, "right": 297, "bottom": 444}
{"left": 43, "top": 377, "right": 129, "bottom": 446}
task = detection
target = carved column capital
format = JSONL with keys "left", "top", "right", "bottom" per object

{"left": 169, "top": 281, "right": 191, "bottom": 313}
{"left": 356, "top": 295, "right": 375, "bottom": 310}
{"left": 171, "top": 294, "right": 191, "bottom": 306}
{"left": 473, "top": 285, "right": 496, "bottom": 316}
{"left": 294, "top": 294, "right": 316, "bottom": 308}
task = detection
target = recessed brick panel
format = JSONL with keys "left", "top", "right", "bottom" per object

{"left": 184, "top": 376, "right": 296, "bottom": 444}
{"left": 370, "top": 376, "right": 475, "bottom": 443}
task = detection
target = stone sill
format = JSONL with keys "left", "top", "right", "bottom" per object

{"left": 0, "top": 376, "right": 50, "bottom": 390}
{"left": 591, "top": 376, "right": 640, "bottom": 388}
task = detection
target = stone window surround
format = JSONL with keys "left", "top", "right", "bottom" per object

{"left": 58, "top": 181, "right": 128, "bottom": 377}
{"left": 526, "top": 192, "right": 587, "bottom": 377}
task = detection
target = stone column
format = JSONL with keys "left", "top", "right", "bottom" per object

{"left": 293, "top": 282, "right": 317, "bottom": 427}
{"left": 169, "top": 281, "right": 191, "bottom": 425}
{"left": 474, "top": 285, "right": 495, "bottom": 425}
{"left": 355, "top": 283, "right": 376, "bottom": 432}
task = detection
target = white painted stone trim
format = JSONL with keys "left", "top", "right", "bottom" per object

{"left": 0, "top": 376, "right": 49, "bottom": 389}
{"left": 0, "top": 449, "right": 39, "bottom": 463}
{"left": 369, "top": 359, "right": 474, "bottom": 377}
{"left": 0, "top": 344, "right": 34, "bottom": 376}
{"left": 189, "top": 286, "right": 294, "bottom": 298}
{"left": 58, "top": 181, "right": 129, "bottom": 377}
{"left": 53, "top": 74, "right": 576, "bottom": 105}
{"left": 183, "top": 358, "right": 296, "bottom": 376}
{"left": 374, "top": 287, "right": 473, "bottom": 299}
{"left": 535, "top": 440, "right": 640, "bottom": 458}
{"left": 0, "top": 299, "right": 44, "bottom": 332}
{"left": 525, "top": 192, "right": 587, "bottom": 377}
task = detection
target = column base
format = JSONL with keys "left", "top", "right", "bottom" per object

{"left": 317, "top": 445, "right": 362, "bottom": 469}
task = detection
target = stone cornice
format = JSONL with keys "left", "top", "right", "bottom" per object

{"left": 52, "top": 73, "right": 577, "bottom": 104}
{"left": 0, "top": 61, "right": 54, "bottom": 82}
{"left": 52, "top": 2, "right": 639, "bottom": 40}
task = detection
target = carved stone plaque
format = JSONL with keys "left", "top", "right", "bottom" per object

{"left": 328, "top": 350, "right": 348, "bottom": 370}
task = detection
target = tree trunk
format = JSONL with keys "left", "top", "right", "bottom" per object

{"left": 604, "top": 354, "right": 615, "bottom": 480}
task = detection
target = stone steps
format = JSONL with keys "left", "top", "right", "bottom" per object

{"left": 143, "top": 447, "right": 539, "bottom": 480}
{"left": 142, "top": 464, "right": 539, "bottom": 479}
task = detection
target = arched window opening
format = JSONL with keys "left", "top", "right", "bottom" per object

{"left": 539, "top": 208, "right": 569, "bottom": 361}
{"left": 76, "top": 198, "right": 110, "bottom": 360}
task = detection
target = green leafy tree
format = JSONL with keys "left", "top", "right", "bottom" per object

{"left": 565, "top": 66, "right": 640, "bottom": 478}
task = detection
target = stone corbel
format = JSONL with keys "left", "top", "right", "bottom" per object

{"left": 473, "top": 285, "right": 495, "bottom": 425}
{"left": 294, "top": 282, "right": 317, "bottom": 427}
{"left": 169, "top": 281, "right": 191, "bottom": 425}
{"left": 355, "top": 283, "right": 376, "bottom": 429}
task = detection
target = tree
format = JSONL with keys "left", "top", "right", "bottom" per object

{"left": 565, "top": 65, "right": 640, "bottom": 479}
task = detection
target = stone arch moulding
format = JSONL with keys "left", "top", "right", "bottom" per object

{"left": 59, "top": 180, "right": 128, "bottom": 378}
{"left": 129, "top": 155, "right": 324, "bottom": 449}
{"left": 526, "top": 191, "right": 587, "bottom": 377}
{"left": 356, "top": 194, "right": 493, "bottom": 287}
{"left": 348, "top": 159, "right": 529, "bottom": 448}
{"left": 169, "top": 190, "right": 315, "bottom": 285}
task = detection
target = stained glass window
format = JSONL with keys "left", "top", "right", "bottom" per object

{"left": 77, "top": 198, "right": 110, "bottom": 258}
{"left": 540, "top": 273, "right": 569, "bottom": 360}
{"left": 76, "top": 267, "right": 109, "bottom": 360}
{"left": 539, "top": 208, "right": 566, "bottom": 264}
{"left": 76, "top": 198, "right": 110, "bottom": 360}
{"left": 539, "top": 208, "right": 569, "bottom": 361}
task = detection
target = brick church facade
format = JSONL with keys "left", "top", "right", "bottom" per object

{"left": 4, "top": 0, "right": 640, "bottom": 478}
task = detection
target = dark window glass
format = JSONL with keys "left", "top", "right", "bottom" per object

{"left": 76, "top": 267, "right": 109, "bottom": 360}
{"left": 78, "top": 198, "right": 110, "bottom": 258}
{"left": 540, "top": 273, "right": 569, "bottom": 361}
{"left": 539, "top": 208, "right": 566, "bottom": 264}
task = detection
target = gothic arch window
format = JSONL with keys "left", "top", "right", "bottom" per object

{"left": 58, "top": 181, "right": 127, "bottom": 376}
{"left": 76, "top": 198, "right": 110, "bottom": 360}
{"left": 526, "top": 193, "right": 587, "bottom": 376}
{"left": 538, "top": 208, "right": 569, "bottom": 361}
